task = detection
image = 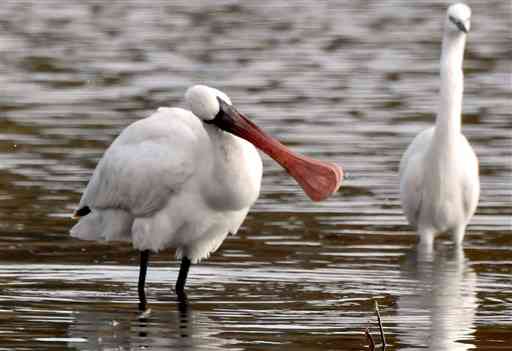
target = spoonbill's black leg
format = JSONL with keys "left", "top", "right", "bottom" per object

{"left": 138, "top": 250, "right": 150, "bottom": 310}
{"left": 175, "top": 256, "right": 191, "bottom": 301}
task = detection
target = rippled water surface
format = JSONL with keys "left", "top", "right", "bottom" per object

{"left": 0, "top": 1, "right": 511, "bottom": 350}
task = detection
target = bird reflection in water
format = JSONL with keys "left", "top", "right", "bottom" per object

{"left": 67, "top": 298, "right": 229, "bottom": 351}
{"left": 137, "top": 297, "right": 191, "bottom": 339}
{"left": 177, "top": 297, "right": 191, "bottom": 339}
{"left": 397, "top": 244, "right": 477, "bottom": 350}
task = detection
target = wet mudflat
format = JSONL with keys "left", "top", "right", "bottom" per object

{"left": 0, "top": 1, "right": 510, "bottom": 350}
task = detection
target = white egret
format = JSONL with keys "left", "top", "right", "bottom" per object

{"left": 399, "top": 3, "right": 479, "bottom": 251}
{"left": 71, "top": 85, "right": 343, "bottom": 307}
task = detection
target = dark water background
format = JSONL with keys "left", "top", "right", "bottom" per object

{"left": 0, "top": 0, "right": 510, "bottom": 350}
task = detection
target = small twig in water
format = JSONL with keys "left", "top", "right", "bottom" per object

{"left": 363, "top": 300, "right": 388, "bottom": 350}
{"left": 374, "top": 301, "right": 387, "bottom": 349}
{"left": 364, "top": 327, "right": 375, "bottom": 350}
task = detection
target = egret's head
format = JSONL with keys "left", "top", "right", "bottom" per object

{"left": 446, "top": 3, "right": 471, "bottom": 34}
{"left": 185, "top": 85, "right": 232, "bottom": 121}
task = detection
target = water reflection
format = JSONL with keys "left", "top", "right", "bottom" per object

{"left": 0, "top": 0, "right": 510, "bottom": 349}
{"left": 397, "top": 245, "right": 477, "bottom": 350}
{"left": 67, "top": 301, "right": 234, "bottom": 351}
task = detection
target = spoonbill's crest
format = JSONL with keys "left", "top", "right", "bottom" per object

{"left": 447, "top": 3, "right": 471, "bottom": 33}
{"left": 185, "top": 85, "right": 232, "bottom": 121}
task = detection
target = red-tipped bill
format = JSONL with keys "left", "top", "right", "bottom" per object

{"left": 211, "top": 98, "right": 343, "bottom": 201}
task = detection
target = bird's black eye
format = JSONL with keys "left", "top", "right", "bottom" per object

{"left": 448, "top": 15, "right": 467, "bottom": 33}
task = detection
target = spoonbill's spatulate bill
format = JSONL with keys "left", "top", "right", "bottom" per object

{"left": 71, "top": 85, "right": 343, "bottom": 307}
{"left": 399, "top": 3, "right": 479, "bottom": 251}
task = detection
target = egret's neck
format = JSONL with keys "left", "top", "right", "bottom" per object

{"left": 435, "top": 31, "right": 466, "bottom": 141}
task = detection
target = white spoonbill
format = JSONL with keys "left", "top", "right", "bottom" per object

{"left": 71, "top": 85, "right": 343, "bottom": 307}
{"left": 399, "top": 3, "right": 479, "bottom": 251}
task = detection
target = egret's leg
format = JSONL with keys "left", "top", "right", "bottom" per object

{"left": 138, "top": 250, "right": 150, "bottom": 310}
{"left": 417, "top": 228, "right": 434, "bottom": 262}
{"left": 451, "top": 226, "right": 466, "bottom": 247}
{"left": 176, "top": 257, "right": 191, "bottom": 300}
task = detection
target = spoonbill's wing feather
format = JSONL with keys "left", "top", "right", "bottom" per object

{"left": 399, "top": 128, "right": 433, "bottom": 226}
{"left": 77, "top": 108, "right": 203, "bottom": 216}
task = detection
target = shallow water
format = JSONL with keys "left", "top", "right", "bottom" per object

{"left": 0, "top": 0, "right": 511, "bottom": 350}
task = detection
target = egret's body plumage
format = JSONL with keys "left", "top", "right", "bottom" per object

{"left": 399, "top": 3, "right": 479, "bottom": 249}
{"left": 71, "top": 106, "right": 262, "bottom": 263}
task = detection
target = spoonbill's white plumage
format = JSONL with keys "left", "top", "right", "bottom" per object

{"left": 71, "top": 85, "right": 343, "bottom": 307}
{"left": 399, "top": 3, "right": 479, "bottom": 251}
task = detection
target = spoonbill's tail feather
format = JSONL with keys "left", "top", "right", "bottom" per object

{"left": 70, "top": 211, "right": 102, "bottom": 241}
{"left": 71, "top": 209, "right": 133, "bottom": 242}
